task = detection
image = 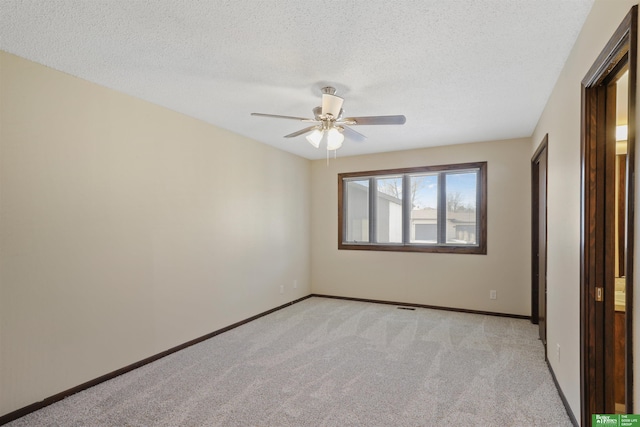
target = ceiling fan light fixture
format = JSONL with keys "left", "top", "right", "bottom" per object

{"left": 306, "top": 129, "right": 323, "bottom": 148}
{"left": 326, "top": 128, "right": 344, "bottom": 150}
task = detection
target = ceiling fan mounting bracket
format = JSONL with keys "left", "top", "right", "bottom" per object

{"left": 321, "top": 86, "right": 337, "bottom": 95}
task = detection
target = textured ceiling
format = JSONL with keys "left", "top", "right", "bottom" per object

{"left": 0, "top": 0, "right": 594, "bottom": 160}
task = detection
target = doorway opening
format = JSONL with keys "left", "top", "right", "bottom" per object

{"left": 531, "top": 134, "right": 548, "bottom": 349}
{"left": 580, "top": 6, "right": 636, "bottom": 425}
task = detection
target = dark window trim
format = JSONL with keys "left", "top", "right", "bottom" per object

{"left": 338, "top": 161, "right": 487, "bottom": 254}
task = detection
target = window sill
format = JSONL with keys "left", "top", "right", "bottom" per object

{"left": 338, "top": 242, "right": 487, "bottom": 255}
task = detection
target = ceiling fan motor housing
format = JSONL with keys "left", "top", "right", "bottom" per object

{"left": 321, "top": 93, "right": 344, "bottom": 118}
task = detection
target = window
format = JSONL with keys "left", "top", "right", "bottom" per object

{"left": 338, "top": 162, "right": 487, "bottom": 254}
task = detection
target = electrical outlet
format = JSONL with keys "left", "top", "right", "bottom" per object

{"left": 279, "top": 285, "right": 284, "bottom": 294}
{"left": 490, "top": 290, "right": 497, "bottom": 300}
{"left": 293, "top": 279, "right": 298, "bottom": 289}
{"left": 556, "top": 344, "right": 560, "bottom": 362}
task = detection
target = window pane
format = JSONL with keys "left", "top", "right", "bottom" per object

{"left": 409, "top": 174, "right": 438, "bottom": 243}
{"left": 345, "top": 180, "right": 369, "bottom": 242}
{"left": 376, "top": 177, "right": 403, "bottom": 243}
{"left": 445, "top": 171, "right": 478, "bottom": 245}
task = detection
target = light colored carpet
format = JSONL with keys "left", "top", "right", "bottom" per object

{"left": 7, "top": 297, "right": 572, "bottom": 426}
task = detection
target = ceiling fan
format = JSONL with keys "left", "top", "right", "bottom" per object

{"left": 251, "top": 86, "right": 406, "bottom": 152}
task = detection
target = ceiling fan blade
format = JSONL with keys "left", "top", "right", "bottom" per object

{"left": 284, "top": 126, "right": 319, "bottom": 138}
{"left": 342, "top": 125, "right": 367, "bottom": 142}
{"left": 343, "top": 115, "right": 406, "bottom": 125}
{"left": 251, "top": 112, "right": 315, "bottom": 122}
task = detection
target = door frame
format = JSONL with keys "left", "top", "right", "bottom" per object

{"left": 580, "top": 6, "right": 637, "bottom": 424}
{"left": 531, "top": 134, "right": 548, "bottom": 345}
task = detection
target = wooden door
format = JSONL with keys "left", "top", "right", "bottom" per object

{"left": 537, "top": 150, "right": 547, "bottom": 345}
{"left": 532, "top": 136, "right": 548, "bottom": 347}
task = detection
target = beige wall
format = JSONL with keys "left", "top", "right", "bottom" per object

{"left": 310, "top": 138, "right": 532, "bottom": 315}
{"left": 531, "top": 0, "right": 638, "bottom": 421}
{"left": 0, "top": 51, "right": 311, "bottom": 416}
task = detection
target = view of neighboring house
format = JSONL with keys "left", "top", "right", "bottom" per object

{"left": 410, "top": 207, "right": 477, "bottom": 244}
